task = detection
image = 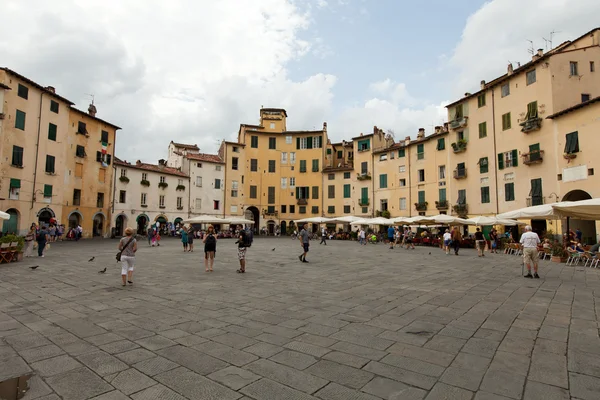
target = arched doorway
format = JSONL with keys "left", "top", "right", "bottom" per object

{"left": 115, "top": 214, "right": 127, "bottom": 237}
{"left": 2, "top": 209, "right": 19, "bottom": 234}
{"left": 267, "top": 220, "right": 275, "bottom": 235}
{"left": 68, "top": 211, "right": 81, "bottom": 228}
{"left": 93, "top": 213, "right": 105, "bottom": 237}
{"left": 174, "top": 217, "right": 183, "bottom": 230}
{"left": 562, "top": 190, "right": 596, "bottom": 244}
{"left": 280, "top": 221, "right": 287, "bottom": 236}
{"left": 38, "top": 207, "right": 55, "bottom": 226}
{"left": 136, "top": 214, "right": 149, "bottom": 235}
{"left": 245, "top": 206, "right": 259, "bottom": 234}
{"left": 155, "top": 215, "right": 167, "bottom": 235}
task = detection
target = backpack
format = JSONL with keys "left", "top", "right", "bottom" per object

{"left": 205, "top": 234, "right": 216, "bottom": 246}
{"left": 244, "top": 228, "right": 253, "bottom": 247}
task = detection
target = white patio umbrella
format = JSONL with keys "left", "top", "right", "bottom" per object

{"left": 394, "top": 216, "right": 432, "bottom": 225}
{"left": 466, "top": 216, "right": 525, "bottom": 226}
{"left": 183, "top": 215, "right": 229, "bottom": 224}
{"left": 324, "top": 216, "right": 363, "bottom": 224}
{"left": 295, "top": 216, "right": 332, "bottom": 224}
{"left": 552, "top": 198, "right": 600, "bottom": 219}
{"left": 0, "top": 211, "right": 10, "bottom": 220}
{"left": 431, "top": 214, "right": 471, "bottom": 225}
{"left": 226, "top": 217, "right": 256, "bottom": 225}
{"left": 496, "top": 203, "right": 560, "bottom": 219}
{"left": 350, "top": 217, "right": 392, "bottom": 226}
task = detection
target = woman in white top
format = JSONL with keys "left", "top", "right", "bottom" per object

{"left": 443, "top": 229, "right": 452, "bottom": 255}
{"left": 118, "top": 227, "right": 137, "bottom": 286}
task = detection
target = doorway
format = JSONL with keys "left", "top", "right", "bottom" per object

{"left": 115, "top": 214, "right": 127, "bottom": 237}
{"left": 68, "top": 212, "right": 81, "bottom": 229}
{"left": 136, "top": 215, "right": 148, "bottom": 235}
{"left": 38, "top": 208, "right": 55, "bottom": 227}
{"left": 245, "top": 206, "right": 259, "bottom": 234}
{"left": 93, "top": 214, "right": 105, "bottom": 237}
{"left": 2, "top": 209, "right": 19, "bottom": 235}
{"left": 280, "top": 221, "right": 286, "bottom": 236}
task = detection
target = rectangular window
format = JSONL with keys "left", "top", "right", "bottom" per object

{"left": 231, "top": 180, "right": 238, "bottom": 197}
{"left": 296, "top": 186, "right": 310, "bottom": 199}
{"left": 281, "top": 177, "right": 288, "bottom": 189}
{"left": 591, "top": 61, "right": 595, "bottom": 72}
{"left": 439, "top": 188, "right": 446, "bottom": 202}
{"left": 142, "top": 172, "right": 147, "bottom": 181}
{"left": 195, "top": 198, "right": 202, "bottom": 209}
{"left": 398, "top": 148, "right": 405, "bottom": 158}
{"left": 42, "top": 184, "right": 52, "bottom": 200}
{"left": 457, "top": 189, "right": 466, "bottom": 205}
{"left": 436, "top": 138, "right": 445, "bottom": 151}
{"left": 328, "top": 173, "right": 335, "bottom": 180}
{"left": 501, "top": 83, "right": 510, "bottom": 98}
{"left": 290, "top": 205, "right": 296, "bottom": 213}
{"left": 268, "top": 160, "right": 276, "bottom": 173}
{"left": 312, "top": 186, "right": 319, "bottom": 199}
{"left": 418, "top": 191, "right": 425, "bottom": 204}
{"left": 119, "top": 190, "right": 126, "bottom": 203}
{"left": 399, "top": 165, "right": 406, "bottom": 173}
{"left": 77, "top": 121, "right": 87, "bottom": 135}
{"left": 502, "top": 112, "right": 511, "bottom": 130}
{"left": 439, "top": 165, "right": 446, "bottom": 180}
{"left": 290, "top": 152, "right": 296, "bottom": 164}
{"left": 121, "top": 169, "right": 127, "bottom": 177}
{"left": 286, "top": 135, "right": 292, "bottom": 144}
{"left": 298, "top": 137, "right": 308, "bottom": 149}
{"left": 196, "top": 176, "right": 202, "bottom": 187}
{"left": 343, "top": 184, "right": 351, "bottom": 198}
{"left": 454, "top": 104, "right": 464, "bottom": 119}
{"left": 481, "top": 187, "right": 490, "bottom": 204}
{"left": 390, "top": 152, "right": 395, "bottom": 159}
{"left": 479, "top": 157, "right": 488, "bottom": 174}
{"left": 582, "top": 94, "right": 591, "bottom": 103}
{"left": 281, "top": 205, "right": 287, "bottom": 214}
{"left": 215, "top": 179, "right": 221, "bottom": 189}
{"left": 250, "top": 159, "right": 258, "bottom": 171}
{"left": 380, "top": 199, "right": 388, "bottom": 212}
{"left": 505, "top": 183, "right": 515, "bottom": 201}
{"left": 313, "top": 136, "right": 322, "bottom": 148}
{"left": 525, "top": 101, "right": 538, "bottom": 120}
{"left": 417, "top": 144, "right": 424, "bottom": 160}
{"left": 269, "top": 137, "right": 276, "bottom": 149}
{"left": 157, "top": 195, "right": 165, "bottom": 207}
{"left": 73, "top": 189, "right": 81, "bottom": 206}
{"left": 362, "top": 207, "right": 368, "bottom": 214}
{"left": 232, "top": 157, "right": 238, "bottom": 170}
{"left": 97, "top": 193, "right": 105, "bottom": 208}
{"left": 140, "top": 193, "right": 147, "bottom": 206}
{"left": 399, "top": 178, "right": 406, "bottom": 187}
{"left": 9, "top": 179, "right": 20, "bottom": 200}
{"left": 379, "top": 174, "right": 388, "bottom": 188}
{"left": 344, "top": 205, "right": 351, "bottom": 214}
{"left": 477, "top": 93, "right": 486, "bottom": 108}
{"left": 337, "top": 150, "right": 343, "bottom": 159}
{"left": 530, "top": 178, "right": 543, "bottom": 206}
{"left": 526, "top": 69, "right": 536, "bottom": 85}
{"left": 249, "top": 185, "right": 257, "bottom": 199}
{"left": 343, "top": 172, "right": 350, "bottom": 179}
{"left": 98, "top": 168, "right": 106, "bottom": 183}
{"left": 361, "top": 187, "right": 368, "bottom": 204}
{"left": 361, "top": 161, "right": 368, "bottom": 175}
{"left": 50, "top": 100, "right": 59, "bottom": 113}
{"left": 47, "top": 123, "right": 58, "bottom": 141}
{"left": 565, "top": 131, "right": 579, "bottom": 154}
{"left": 213, "top": 200, "right": 220, "bottom": 210}
{"left": 327, "top": 206, "right": 335, "bottom": 214}
{"left": 101, "top": 130, "right": 109, "bottom": 144}
{"left": 570, "top": 61, "right": 578, "bottom": 76}
{"left": 268, "top": 187, "right": 275, "bottom": 204}
{"left": 290, "top": 177, "right": 295, "bottom": 187}
{"left": 15, "top": 110, "right": 26, "bottom": 130}
{"left": 379, "top": 154, "right": 388, "bottom": 161}
{"left": 75, "top": 145, "right": 86, "bottom": 158}
{"left": 299, "top": 206, "right": 306, "bottom": 214}
{"left": 479, "top": 122, "right": 487, "bottom": 138}
{"left": 177, "top": 197, "right": 183, "bottom": 208}
{"left": 12, "top": 145, "right": 24, "bottom": 167}
{"left": 328, "top": 185, "right": 335, "bottom": 198}
{"left": 45, "top": 155, "right": 55, "bottom": 174}
{"left": 358, "top": 139, "right": 370, "bottom": 151}
{"left": 215, "top": 165, "right": 222, "bottom": 171}
{"left": 300, "top": 160, "right": 307, "bottom": 173}
{"left": 281, "top": 152, "right": 287, "bottom": 164}
{"left": 75, "top": 163, "right": 83, "bottom": 177}
{"left": 232, "top": 146, "right": 239, "bottom": 153}
{"left": 418, "top": 169, "right": 425, "bottom": 182}
{"left": 312, "top": 159, "right": 319, "bottom": 172}
{"left": 17, "top": 84, "right": 29, "bottom": 99}
{"left": 197, "top": 163, "right": 203, "bottom": 168}
{"left": 399, "top": 197, "right": 407, "bottom": 210}
{"left": 159, "top": 176, "right": 166, "bottom": 184}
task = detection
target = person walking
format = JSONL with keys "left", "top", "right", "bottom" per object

{"left": 118, "top": 227, "right": 137, "bottom": 286}
{"left": 298, "top": 223, "right": 310, "bottom": 263}
{"left": 520, "top": 225, "right": 541, "bottom": 279}
{"left": 36, "top": 225, "right": 49, "bottom": 257}
{"left": 489, "top": 229, "right": 499, "bottom": 253}
{"left": 387, "top": 225, "right": 395, "bottom": 249}
{"left": 451, "top": 227, "right": 462, "bottom": 255}
{"left": 76, "top": 224, "right": 82, "bottom": 241}
{"left": 203, "top": 225, "right": 217, "bottom": 272}
{"left": 236, "top": 225, "right": 247, "bottom": 273}
{"left": 320, "top": 226, "right": 327, "bottom": 245}
{"left": 24, "top": 224, "right": 36, "bottom": 257}
{"left": 475, "top": 228, "right": 485, "bottom": 257}
{"left": 180, "top": 226, "right": 189, "bottom": 252}
{"left": 147, "top": 227, "right": 153, "bottom": 246}
{"left": 404, "top": 229, "right": 415, "bottom": 250}
{"left": 187, "top": 227, "right": 195, "bottom": 252}
{"left": 358, "top": 228, "right": 366, "bottom": 245}
{"left": 443, "top": 229, "right": 452, "bottom": 255}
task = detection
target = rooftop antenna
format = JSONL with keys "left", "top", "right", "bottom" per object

{"left": 543, "top": 30, "right": 560, "bottom": 51}
{"left": 526, "top": 40, "right": 535, "bottom": 56}
{"left": 85, "top": 93, "right": 95, "bottom": 104}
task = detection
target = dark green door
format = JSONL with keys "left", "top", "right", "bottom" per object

{"left": 2, "top": 210, "right": 19, "bottom": 234}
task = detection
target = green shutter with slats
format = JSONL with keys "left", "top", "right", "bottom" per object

{"left": 15, "top": 110, "right": 26, "bottom": 130}
{"left": 511, "top": 149, "right": 518, "bottom": 167}
{"left": 312, "top": 186, "right": 319, "bottom": 199}
{"left": 10, "top": 178, "right": 21, "bottom": 188}
{"left": 312, "top": 159, "right": 319, "bottom": 172}
{"left": 361, "top": 187, "right": 368, "bottom": 203}
{"left": 439, "top": 188, "right": 446, "bottom": 202}
{"left": 479, "top": 157, "right": 488, "bottom": 174}
{"left": 398, "top": 148, "right": 405, "bottom": 157}
{"left": 300, "top": 160, "right": 306, "bottom": 172}
{"left": 379, "top": 174, "right": 387, "bottom": 189}
{"left": 307, "top": 137, "right": 313, "bottom": 149}
{"left": 43, "top": 184, "right": 52, "bottom": 197}
{"left": 498, "top": 153, "right": 504, "bottom": 170}
{"left": 48, "top": 123, "right": 57, "bottom": 141}
{"left": 418, "top": 191, "right": 425, "bottom": 204}
{"left": 296, "top": 137, "right": 300, "bottom": 149}
{"left": 343, "top": 184, "right": 351, "bottom": 198}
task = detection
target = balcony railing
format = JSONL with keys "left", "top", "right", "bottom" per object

{"left": 526, "top": 196, "right": 545, "bottom": 207}
{"left": 358, "top": 198, "right": 370, "bottom": 206}
{"left": 263, "top": 209, "right": 279, "bottom": 217}
{"left": 453, "top": 204, "right": 468, "bottom": 215}
{"left": 415, "top": 202, "right": 428, "bottom": 211}
{"left": 453, "top": 168, "right": 467, "bottom": 179}
{"left": 435, "top": 200, "right": 449, "bottom": 210}
{"left": 451, "top": 140, "right": 468, "bottom": 153}
{"left": 297, "top": 199, "right": 308, "bottom": 206}
{"left": 449, "top": 116, "right": 468, "bottom": 130}
{"left": 520, "top": 117, "right": 542, "bottom": 133}
{"left": 357, "top": 173, "right": 372, "bottom": 181}
{"left": 522, "top": 150, "right": 544, "bottom": 165}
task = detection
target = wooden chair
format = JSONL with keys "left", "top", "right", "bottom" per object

{"left": 0, "top": 243, "right": 13, "bottom": 263}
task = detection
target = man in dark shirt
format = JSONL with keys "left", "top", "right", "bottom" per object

{"left": 298, "top": 224, "right": 310, "bottom": 263}
{"left": 475, "top": 228, "right": 485, "bottom": 257}
{"left": 37, "top": 225, "right": 49, "bottom": 257}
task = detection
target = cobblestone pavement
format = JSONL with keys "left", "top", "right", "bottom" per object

{"left": 1, "top": 237, "right": 600, "bottom": 399}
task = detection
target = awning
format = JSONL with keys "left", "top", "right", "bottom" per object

{"left": 552, "top": 198, "right": 600, "bottom": 219}
{"left": 496, "top": 203, "right": 560, "bottom": 219}
{"left": 465, "top": 216, "right": 525, "bottom": 226}
{"left": 295, "top": 217, "right": 332, "bottom": 224}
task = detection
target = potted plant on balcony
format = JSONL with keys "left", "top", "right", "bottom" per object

{"left": 140, "top": 179, "right": 150, "bottom": 187}
{"left": 158, "top": 182, "right": 168, "bottom": 189}
{"left": 435, "top": 200, "right": 448, "bottom": 209}
{"left": 563, "top": 153, "right": 577, "bottom": 160}
{"left": 119, "top": 176, "right": 130, "bottom": 183}
{"left": 414, "top": 202, "right": 428, "bottom": 211}
{"left": 176, "top": 184, "right": 186, "bottom": 191}
{"left": 550, "top": 242, "right": 568, "bottom": 263}
{"left": 381, "top": 210, "right": 391, "bottom": 219}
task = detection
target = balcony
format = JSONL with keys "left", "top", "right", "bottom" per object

{"left": 522, "top": 150, "right": 544, "bottom": 165}
{"left": 520, "top": 117, "right": 542, "bottom": 133}
{"left": 526, "top": 197, "right": 545, "bottom": 207}
{"left": 453, "top": 204, "right": 468, "bottom": 215}
{"left": 358, "top": 198, "right": 370, "bottom": 206}
{"left": 357, "top": 173, "right": 371, "bottom": 181}
{"left": 297, "top": 199, "right": 308, "bottom": 206}
{"left": 451, "top": 140, "right": 468, "bottom": 153}
{"left": 449, "top": 116, "right": 468, "bottom": 130}
{"left": 415, "top": 202, "right": 428, "bottom": 211}
{"left": 453, "top": 168, "right": 467, "bottom": 179}
{"left": 435, "top": 200, "right": 449, "bottom": 210}
{"left": 263, "top": 209, "right": 279, "bottom": 217}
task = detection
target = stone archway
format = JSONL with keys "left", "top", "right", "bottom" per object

{"left": 2, "top": 208, "right": 19, "bottom": 234}
{"left": 38, "top": 207, "right": 55, "bottom": 226}
{"left": 562, "top": 190, "right": 596, "bottom": 244}
{"left": 68, "top": 211, "right": 82, "bottom": 228}
{"left": 267, "top": 220, "right": 275, "bottom": 235}
{"left": 115, "top": 214, "right": 127, "bottom": 237}
{"left": 93, "top": 213, "right": 105, "bottom": 237}
{"left": 136, "top": 214, "right": 149, "bottom": 235}
{"left": 245, "top": 206, "right": 259, "bottom": 234}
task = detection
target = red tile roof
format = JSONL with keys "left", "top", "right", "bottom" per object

{"left": 171, "top": 141, "right": 199, "bottom": 150}
{"left": 185, "top": 153, "right": 224, "bottom": 164}
{"left": 114, "top": 159, "right": 189, "bottom": 178}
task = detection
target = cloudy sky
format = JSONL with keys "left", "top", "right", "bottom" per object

{"left": 2, "top": 0, "right": 599, "bottom": 162}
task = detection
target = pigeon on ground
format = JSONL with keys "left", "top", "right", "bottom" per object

{"left": 428, "top": 252, "right": 431, "bottom": 255}
{"left": 272, "top": 248, "right": 275, "bottom": 251}
{"left": 30, "top": 266, "right": 39, "bottom": 270}
{"left": 88, "top": 257, "right": 95, "bottom": 262}
{"left": 98, "top": 268, "right": 107, "bottom": 274}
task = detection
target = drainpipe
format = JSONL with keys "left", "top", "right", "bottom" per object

{"left": 187, "top": 159, "right": 192, "bottom": 219}
{"left": 222, "top": 146, "right": 227, "bottom": 220}
{"left": 491, "top": 88, "right": 500, "bottom": 215}
{"left": 407, "top": 145, "right": 412, "bottom": 217}
{"left": 31, "top": 92, "right": 44, "bottom": 210}
{"left": 371, "top": 150, "right": 375, "bottom": 218}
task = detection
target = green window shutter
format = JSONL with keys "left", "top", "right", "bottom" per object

{"left": 498, "top": 153, "right": 504, "bottom": 170}
{"left": 326, "top": 149, "right": 332, "bottom": 155}
{"left": 295, "top": 187, "right": 300, "bottom": 199}
{"left": 46, "top": 155, "right": 55, "bottom": 173}
{"left": 312, "top": 159, "right": 319, "bottom": 172}
{"left": 511, "top": 149, "right": 518, "bottom": 166}
{"left": 437, "top": 138, "right": 445, "bottom": 150}
{"left": 48, "top": 123, "right": 57, "bottom": 141}
{"left": 343, "top": 184, "right": 351, "bottom": 198}
{"left": 531, "top": 178, "right": 543, "bottom": 197}
{"left": 307, "top": 137, "right": 313, "bottom": 149}
{"left": 312, "top": 186, "right": 319, "bottom": 199}
{"left": 417, "top": 144, "right": 424, "bottom": 153}
{"left": 361, "top": 187, "right": 368, "bottom": 202}
{"left": 418, "top": 191, "right": 425, "bottom": 204}
{"left": 571, "top": 132, "right": 579, "bottom": 153}
{"left": 479, "top": 157, "right": 488, "bottom": 174}
{"left": 15, "top": 110, "right": 26, "bottom": 130}
{"left": 505, "top": 183, "right": 515, "bottom": 201}
{"left": 479, "top": 122, "right": 487, "bottom": 138}
{"left": 529, "top": 143, "right": 540, "bottom": 152}
{"left": 481, "top": 187, "right": 490, "bottom": 203}
{"left": 439, "top": 188, "right": 446, "bottom": 202}
{"left": 43, "top": 184, "right": 52, "bottom": 197}
{"left": 296, "top": 137, "right": 300, "bottom": 149}
{"left": 300, "top": 160, "right": 306, "bottom": 172}
{"left": 399, "top": 148, "right": 405, "bottom": 158}
{"left": 10, "top": 178, "right": 21, "bottom": 188}
{"left": 379, "top": 174, "right": 387, "bottom": 188}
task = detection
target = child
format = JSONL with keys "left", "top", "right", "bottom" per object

{"left": 203, "top": 225, "right": 217, "bottom": 272}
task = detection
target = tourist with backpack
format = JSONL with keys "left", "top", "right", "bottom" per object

{"left": 203, "top": 224, "right": 217, "bottom": 272}
{"left": 236, "top": 224, "right": 249, "bottom": 273}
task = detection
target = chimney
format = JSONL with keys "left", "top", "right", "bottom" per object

{"left": 537, "top": 48, "right": 543, "bottom": 57}
{"left": 464, "top": 92, "right": 471, "bottom": 97}
{"left": 435, "top": 126, "right": 442, "bottom": 134}
{"left": 136, "top": 160, "right": 142, "bottom": 166}
{"left": 158, "top": 159, "right": 166, "bottom": 167}
{"left": 88, "top": 103, "right": 97, "bottom": 117}
{"left": 46, "top": 86, "right": 55, "bottom": 93}
{"left": 417, "top": 128, "right": 425, "bottom": 139}
{"left": 507, "top": 63, "right": 514, "bottom": 75}
{"left": 404, "top": 136, "right": 411, "bottom": 146}
{"left": 480, "top": 80, "right": 486, "bottom": 90}
{"left": 323, "top": 122, "right": 327, "bottom": 132}
{"left": 443, "top": 122, "right": 449, "bottom": 131}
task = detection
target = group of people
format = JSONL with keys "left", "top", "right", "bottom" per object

{"left": 23, "top": 223, "right": 55, "bottom": 257}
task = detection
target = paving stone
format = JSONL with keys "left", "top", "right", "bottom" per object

{"left": 207, "top": 365, "right": 261, "bottom": 390}
{"left": 295, "top": 333, "right": 338, "bottom": 348}
{"left": 523, "top": 381, "right": 569, "bottom": 400}
{"left": 361, "top": 376, "right": 427, "bottom": 400}
{"left": 314, "top": 382, "right": 380, "bottom": 400}
{"left": 534, "top": 338, "right": 566, "bottom": 356}
{"left": 424, "top": 334, "right": 467, "bottom": 355}
{"left": 5, "top": 332, "right": 52, "bottom": 350}
{"left": 568, "top": 372, "right": 600, "bottom": 400}
{"left": 440, "top": 365, "right": 486, "bottom": 391}
{"left": 498, "top": 336, "right": 534, "bottom": 356}
{"left": 298, "top": 322, "right": 340, "bottom": 337}
{"left": 18, "top": 373, "right": 53, "bottom": 399}
{"left": 306, "top": 359, "right": 373, "bottom": 389}
{"left": 569, "top": 349, "right": 600, "bottom": 377}
{"left": 255, "top": 332, "right": 293, "bottom": 346}
{"left": 129, "top": 384, "right": 187, "bottom": 400}
{"left": 157, "top": 328, "right": 191, "bottom": 339}
{"left": 387, "top": 341, "right": 455, "bottom": 367}
{"left": 473, "top": 392, "right": 513, "bottom": 400}
{"left": 489, "top": 351, "right": 531, "bottom": 376}
{"left": 537, "top": 325, "right": 568, "bottom": 342}
{"left": 322, "top": 350, "right": 369, "bottom": 368}
{"left": 0, "top": 344, "right": 17, "bottom": 360}
{"left": 194, "top": 341, "right": 258, "bottom": 367}
{"left": 133, "top": 355, "right": 180, "bottom": 376}
{"left": 85, "top": 333, "right": 124, "bottom": 346}
{"left": 381, "top": 353, "right": 446, "bottom": 377}
{"left": 54, "top": 319, "right": 108, "bottom": 338}
{"left": 156, "top": 344, "right": 228, "bottom": 375}
{"left": 451, "top": 352, "right": 492, "bottom": 371}
{"left": 462, "top": 337, "right": 501, "bottom": 358}
{"left": 115, "top": 348, "right": 156, "bottom": 364}
{"left": 19, "top": 343, "right": 64, "bottom": 363}
{"left": 77, "top": 351, "right": 129, "bottom": 376}
{"left": 284, "top": 340, "right": 331, "bottom": 358}
{"left": 329, "top": 341, "right": 387, "bottom": 361}
{"left": 45, "top": 367, "right": 113, "bottom": 400}
{"left": 528, "top": 351, "right": 568, "bottom": 388}
{"left": 99, "top": 339, "right": 140, "bottom": 354}
{"left": 480, "top": 368, "right": 526, "bottom": 399}
{"left": 270, "top": 349, "right": 317, "bottom": 370}
{"left": 88, "top": 390, "right": 131, "bottom": 400}
{"left": 211, "top": 332, "right": 258, "bottom": 350}
{"left": 331, "top": 330, "right": 393, "bottom": 350}
{"left": 426, "top": 382, "right": 474, "bottom": 400}
{"left": 155, "top": 366, "right": 241, "bottom": 400}
{"left": 175, "top": 334, "right": 209, "bottom": 347}
{"left": 243, "top": 341, "right": 284, "bottom": 358}
{"left": 31, "top": 354, "right": 81, "bottom": 377}
{"left": 363, "top": 361, "right": 437, "bottom": 390}
{"left": 111, "top": 368, "right": 157, "bottom": 395}
{"left": 135, "top": 335, "right": 177, "bottom": 351}
{"left": 241, "top": 378, "right": 318, "bottom": 400}
{"left": 474, "top": 329, "right": 506, "bottom": 342}
{"left": 245, "top": 358, "right": 328, "bottom": 393}
{"left": 61, "top": 339, "right": 98, "bottom": 356}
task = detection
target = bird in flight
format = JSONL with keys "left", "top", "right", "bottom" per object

{"left": 98, "top": 268, "right": 107, "bottom": 274}
{"left": 88, "top": 257, "right": 95, "bottom": 262}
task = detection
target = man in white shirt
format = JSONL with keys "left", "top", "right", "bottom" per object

{"left": 443, "top": 229, "right": 452, "bottom": 255}
{"left": 520, "top": 225, "right": 541, "bottom": 279}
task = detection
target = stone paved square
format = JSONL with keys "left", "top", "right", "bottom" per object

{"left": 1, "top": 237, "right": 600, "bottom": 399}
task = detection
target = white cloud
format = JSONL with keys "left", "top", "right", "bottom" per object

{"left": 449, "top": 0, "right": 600, "bottom": 95}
